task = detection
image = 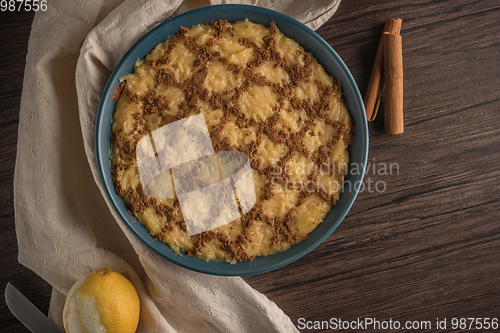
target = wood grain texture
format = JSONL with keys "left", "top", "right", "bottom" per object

{"left": 0, "top": 9, "right": 52, "bottom": 333}
{"left": 1, "top": 1, "right": 500, "bottom": 332}
{"left": 244, "top": 0, "right": 500, "bottom": 331}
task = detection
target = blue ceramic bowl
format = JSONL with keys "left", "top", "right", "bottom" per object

{"left": 95, "top": 4, "right": 368, "bottom": 276}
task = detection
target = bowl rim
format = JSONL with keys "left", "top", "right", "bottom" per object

{"left": 95, "top": 4, "right": 368, "bottom": 276}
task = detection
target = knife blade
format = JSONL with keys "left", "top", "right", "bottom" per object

{"left": 4, "top": 282, "right": 63, "bottom": 333}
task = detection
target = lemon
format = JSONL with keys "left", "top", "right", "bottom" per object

{"left": 63, "top": 268, "right": 140, "bottom": 333}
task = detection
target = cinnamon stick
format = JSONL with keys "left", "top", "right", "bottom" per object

{"left": 383, "top": 32, "right": 404, "bottom": 134}
{"left": 364, "top": 18, "right": 402, "bottom": 121}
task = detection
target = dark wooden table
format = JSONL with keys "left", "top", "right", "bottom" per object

{"left": 2, "top": 1, "right": 499, "bottom": 332}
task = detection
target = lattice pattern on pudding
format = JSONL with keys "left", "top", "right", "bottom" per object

{"left": 110, "top": 19, "right": 354, "bottom": 263}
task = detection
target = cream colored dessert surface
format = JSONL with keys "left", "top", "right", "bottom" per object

{"left": 110, "top": 19, "right": 353, "bottom": 263}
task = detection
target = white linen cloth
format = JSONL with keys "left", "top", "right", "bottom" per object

{"left": 14, "top": 0, "right": 341, "bottom": 331}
